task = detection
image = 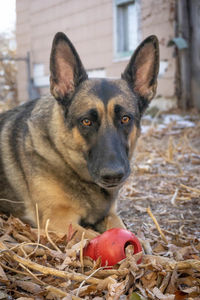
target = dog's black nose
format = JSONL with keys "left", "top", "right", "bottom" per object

{"left": 100, "top": 168, "right": 125, "bottom": 185}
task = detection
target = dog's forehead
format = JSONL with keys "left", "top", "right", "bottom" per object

{"left": 88, "top": 79, "right": 125, "bottom": 104}
{"left": 72, "top": 78, "right": 137, "bottom": 113}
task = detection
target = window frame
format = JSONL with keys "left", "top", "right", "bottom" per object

{"left": 113, "top": 0, "right": 140, "bottom": 61}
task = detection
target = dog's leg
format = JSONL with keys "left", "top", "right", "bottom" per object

{"left": 95, "top": 202, "right": 126, "bottom": 232}
{"left": 42, "top": 206, "right": 99, "bottom": 240}
{"left": 104, "top": 213, "right": 126, "bottom": 230}
{"left": 30, "top": 177, "right": 99, "bottom": 240}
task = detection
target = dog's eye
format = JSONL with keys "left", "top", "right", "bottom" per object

{"left": 82, "top": 118, "right": 92, "bottom": 127}
{"left": 121, "top": 115, "right": 130, "bottom": 124}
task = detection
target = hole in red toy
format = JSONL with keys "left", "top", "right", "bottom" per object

{"left": 124, "top": 241, "right": 135, "bottom": 256}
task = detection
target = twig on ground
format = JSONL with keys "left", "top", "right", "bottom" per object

{"left": 45, "top": 218, "right": 62, "bottom": 253}
{"left": 27, "top": 203, "right": 41, "bottom": 258}
{"left": 45, "top": 285, "right": 68, "bottom": 297}
{"left": 80, "top": 231, "right": 85, "bottom": 273}
{"left": 180, "top": 183, "right": 200, "bottom": 195}
{"left": 171, "top": 188, "right": 179, "bottom": 206}
{"left": 19, "top": 262, "right": 45, "bottom": 285}
{"left": 76, "top": 266, "right": 105, "bottom": 296}
{"left": 146, "top": 207, "right": 168, "bottom": 244}
{"left": 12, "top": 253, "right": 102, "bottom": 285}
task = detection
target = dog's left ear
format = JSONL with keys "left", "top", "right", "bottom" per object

{"left": 50, "top": 32, "right": 88, "bottom": 103}
{"left": 122, "top": 35, "right": 159, "bottom": 114}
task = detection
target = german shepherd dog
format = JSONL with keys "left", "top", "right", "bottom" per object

{"left": 0, "top": 32, "right": 159, "bottom": 237}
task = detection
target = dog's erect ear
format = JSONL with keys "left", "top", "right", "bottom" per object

{"left": 50, "top": 32, "right": 88, "bottom": 103}
{"left": 122, "top": 35, "right": 159, "bottom": 114}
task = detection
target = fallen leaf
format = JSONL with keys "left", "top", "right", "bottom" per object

{"left": 152, "top": 287, "right": 175, "bottom": 300}
{"left": 15, "top": 280, "right": 43, "bottom": 294}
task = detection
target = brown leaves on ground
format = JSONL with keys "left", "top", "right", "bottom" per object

{"left": 0, "top": 215, "right": 199, "bottom": 299}
{"left": 0, "top": 111, "right": 200, "bottom": 299}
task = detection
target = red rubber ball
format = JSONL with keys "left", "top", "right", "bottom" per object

{"left": 83, "top": 228, "right": 142, "bottom": 267}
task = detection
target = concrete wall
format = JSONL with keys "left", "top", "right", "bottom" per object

{"left": 16, "top": 0, "right": 176, "bottom": 109}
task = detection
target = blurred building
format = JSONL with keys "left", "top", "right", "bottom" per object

{"left": 16, "top": 0, "right": 200, "bottom": 110}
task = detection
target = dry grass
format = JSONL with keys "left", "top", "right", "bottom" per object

{"left": 0, "top": 110, "right": 200, "bottom": 299}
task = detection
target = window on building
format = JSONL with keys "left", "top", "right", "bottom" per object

{"left": 87, "top": 68, "right": 106, "bottom": 78}
{"left": 33, "top": 64, "right": 49, "bottom": 87}
{"left": 114, "top": 0, "right": 139, "bottom": 59}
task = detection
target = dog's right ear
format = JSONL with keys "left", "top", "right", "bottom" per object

{"left": 122, "top": 35, "right": 159, "bottom": 115}
{"left": 50, "top": 32, "right": 88, "bottom": 103}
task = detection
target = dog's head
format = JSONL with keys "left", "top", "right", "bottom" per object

{"left": 50, "top": 32, "right": 159, "bottom": 189}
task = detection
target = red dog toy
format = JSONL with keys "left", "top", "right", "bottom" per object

{"left": 83, "top": 228, "right": 142, "bottom": 266}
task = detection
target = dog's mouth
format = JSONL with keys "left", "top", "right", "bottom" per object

{"left": 97, "top": 182, "right": 121, "bottom": 189}
{"left": 97, "top": 174, "right": 129, "bottom": 189}
{"left": 100, "top": 182, "right": 121, "bottom": 189}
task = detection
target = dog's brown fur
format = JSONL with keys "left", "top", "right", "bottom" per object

{"left": 0, "top": 32, "right": 159, "bottom": 237}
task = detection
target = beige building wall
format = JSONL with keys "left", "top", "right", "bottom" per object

{"left": 16, "top": 0, "right": 176, "bottom": 108}
{"left": 141, "top": 0, "right": 176, "bottom": 108}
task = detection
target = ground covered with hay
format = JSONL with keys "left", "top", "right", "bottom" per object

{"left": 0, "top": 110, "right": 200, "bottom": 299}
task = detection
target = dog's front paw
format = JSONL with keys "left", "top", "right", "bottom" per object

{"left": 95, "top": 213, "right": 126, "bottom": 233}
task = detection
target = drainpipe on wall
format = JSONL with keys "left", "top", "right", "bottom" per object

{"left": 175, "top": 0, "right": 191, "bottom": 110}
{"left": 26, "top": 52, "right": 40, "bottom": 101}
